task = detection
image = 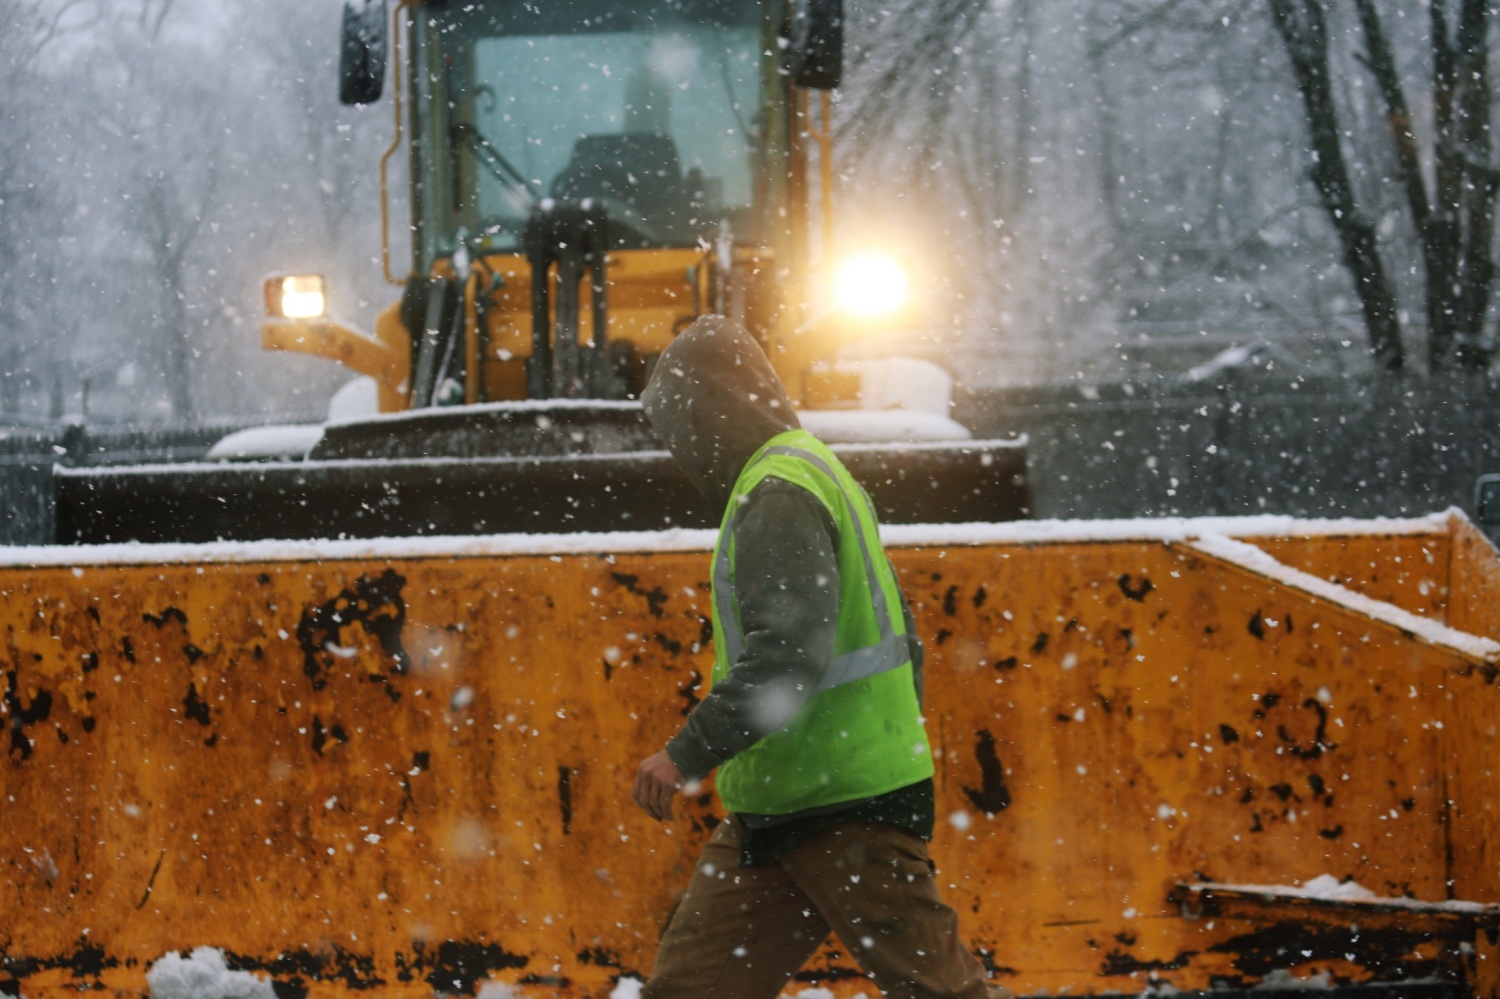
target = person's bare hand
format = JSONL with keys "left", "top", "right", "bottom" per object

{"left": 633, "top": 749, "right": 686, "bottom": 822}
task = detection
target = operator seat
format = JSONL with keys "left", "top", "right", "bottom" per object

{"left": 551, "top": 132, "right": 686, "bottom": 237}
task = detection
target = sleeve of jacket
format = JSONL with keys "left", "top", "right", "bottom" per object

{"left": 901, "top": 591, "right": 925, "bottom": 708}
{"left": 664, "top": 479, "right": 840, "bottom": 781}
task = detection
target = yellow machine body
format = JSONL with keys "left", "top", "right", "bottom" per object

{"left": 261, "top": 0, "right": 867, "bottom": 413}
{"left": 5, "top": 512, "right": 1498, "bottom": 997}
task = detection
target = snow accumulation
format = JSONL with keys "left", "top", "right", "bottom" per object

{"left": 879, "top": 509, "right": 1458, "bottom": 548}
{"left": 0, "top": 527, "right": 721, "bottom": 568}
{"left": 323, "top": 396, "right": 644, "bottom": 430}
{"left": 204, "top": 424, "right": 324, "bottom": 461}
{"left": 0, "top": 510, "right": 1464, "bottom": 571}
{"left": 1193, "top": 876, "right": 1500, "bottom": 915}
{"left": 327, "top": 376, "right": 378, "bottom": 422}
{"left": 800, "top": 408, "right": 971, "bottom": 443}
{"left": 146, "top": 947, "right": 275, "bottom": 999}
{"left": 4, "top": 509, "right": 1490, "bottom": 661}
{"left": 1187, "top": 531, "right": 1500, "bottom": 663}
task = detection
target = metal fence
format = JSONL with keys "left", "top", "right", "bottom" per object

{"left": 957, "top": 371, "right": 1500, "bottom": 524}
{"left": 0, "top": 419, "right": 304, "bottom": 545}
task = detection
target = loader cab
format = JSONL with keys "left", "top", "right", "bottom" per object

{"left": 410, "top": 1, "right": 781, "bottom": 263}
{"left": 260, "top": 0, "right": 857, "bottom": 412}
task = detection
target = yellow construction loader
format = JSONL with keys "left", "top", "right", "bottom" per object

{"left": 51, "top": 0, "right": 1025, "bottom": 544}
{"left": 6, "top": 1, "right": 1500, "bottom": 997}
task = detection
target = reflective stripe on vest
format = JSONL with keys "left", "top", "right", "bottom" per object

{"left": 712, "top": 443, "right": 909, "bottom": 695}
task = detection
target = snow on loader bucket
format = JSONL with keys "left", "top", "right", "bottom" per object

{"left": 3, "top": 511, "right": 1500, "bottom": 998}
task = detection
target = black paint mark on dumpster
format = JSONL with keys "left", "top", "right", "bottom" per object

{"left": 610, "top": 572, "right": 668, "bottom": 618}
{"left": 1031, "top": 632, "right": 1049, "bottom": 655}
{"left": 1101, "top": 948, "right": 1197, "bottom": 976}
{"left": 183, "top": 682, "right": 211, "bottom": 726}
{"left": 963, "top": 729, "right": 1012, "bottom": 816}
{"left": 310, "top": 716, "right": 348, "bottom": 756}
{"left": 1275, "top": 698, "right": 1333, "bottom": 760}
{"left": 1207, "top": 918, "right": 1448, "bottom": 980}
{"left": 411, "top": 940, "right": 529, "bottom": 995}
{"left": 558, "top": 766, "right": 574, "bottom": 834}
{"left": 121, "top": 637, "right": 135, "bottom": 664}
{"left": 577, "top": 947, "right": 628, "bottom": 971}
{"left": 942, "top": 585, "right": 960, "bottom": 616}
{"left": 5, "top": 671, "right": 53, "bottom": 763}
{"left": 1254, "top": 692, "right": 1282, "bottom": 718}
{"left": 1219, "top": 724, "right": 1240, "bottom": 744}
{"left": 135, "top": 848, "right": 166, "bottom": 909}
{"left": 241, "top": 946, "right": 382, "bottom": 992}
{"left": 270, "top": 980, "right": 309, "bottom": 999}
{"left": 143, "top": 606, "right": 188, "bottom": 629}
{"left": 677, "top": 669, "right": 702, "bottom": 717}
{"left": 972, "top": 585, "right": 988, "bottom": 609}
{"left": 1248, "top": 610, "right": 1266, "bottom": 640}
{"left": 0, "top": 936, "right": 120, "bottom": 978}
{"left": 296, "top": 569, "right": 410, "bottom": 691}
{"left": 80, "top": 652, "right": 98, "bottom": 674}
{"left": 1118, "top": 575, "right": 1154, "bottom": 602}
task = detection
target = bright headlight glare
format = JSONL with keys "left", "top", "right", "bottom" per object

{"left": 833, "top": 255, "right": 910, "bottom": 319}
{"left": 278, "top": 275, "right": 326, "bottom": 319}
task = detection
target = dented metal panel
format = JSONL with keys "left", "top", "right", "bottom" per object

{"left": 2, "top": 518, "right": 1499, "bottom": 997}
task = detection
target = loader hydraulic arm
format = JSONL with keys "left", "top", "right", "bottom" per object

{"left": 262, "top": 313, "right": 410, "bottom": 410}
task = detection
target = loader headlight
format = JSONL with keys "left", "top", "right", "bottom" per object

{"left": 833, "top": 254, "right": 910, "bottom": 320}
{"left": 265, "top": 274, "right": 327, "bottom": 320}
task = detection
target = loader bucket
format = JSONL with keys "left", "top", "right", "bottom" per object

{"left": 50, "top": 403, "right": 1031, "bottom": 543}
{"left": 3, "top": 510, "right": 1499, "bottom": 998}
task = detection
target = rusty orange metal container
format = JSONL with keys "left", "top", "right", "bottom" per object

{"left": 3, "top": 512, "right": 1498, "bottom": 997}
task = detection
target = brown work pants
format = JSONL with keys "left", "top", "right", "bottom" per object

{"left": 643, "top": 817, "right": 1010, "bottom": 999}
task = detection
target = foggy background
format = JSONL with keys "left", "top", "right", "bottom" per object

{"left": 3, "top": 0, "right": 1500, "bottom": 525}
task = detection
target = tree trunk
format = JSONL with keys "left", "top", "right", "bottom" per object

{"left": 1269, "top": 0, "right": 1404, "bottom": 370}
{"left": 1427, "top": 0, "right": 1465, "bottom": 368}
{"left": 1452, "top": 0, "right": 1496, "bottom": 368}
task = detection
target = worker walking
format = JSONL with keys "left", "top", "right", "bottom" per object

{"left": 632, "top": 317, "right": 1010, "bottom": 999}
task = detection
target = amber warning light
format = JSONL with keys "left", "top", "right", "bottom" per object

{"left": 264, "top": 274, "right": 327, "bottom": 320}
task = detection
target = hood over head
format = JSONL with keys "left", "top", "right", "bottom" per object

{"left": 640, "top": 315, "right": 799, "bottom": 517}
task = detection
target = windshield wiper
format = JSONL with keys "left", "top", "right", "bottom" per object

{"left": 452, "top": 123, "right": 540, "bottom": 209}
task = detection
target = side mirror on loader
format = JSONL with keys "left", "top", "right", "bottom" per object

{"left": 339, "top": 0, "right": 388, "bottom": 106}
{"left": 788, "top": 0, "right": 843, "bottom": 90}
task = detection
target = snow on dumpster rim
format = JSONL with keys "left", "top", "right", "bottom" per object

{"left": 1185, "top": 529, "right": 1500, "bottom": 664}
{"left": 1182, "top": 876, "right": 1500, "bottom": 915}
{"left": 880, "top": 508, "right": 1460, "bottom": 548}
{"left": 0, "top": 509, "right": 1463, "bottom": 569}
